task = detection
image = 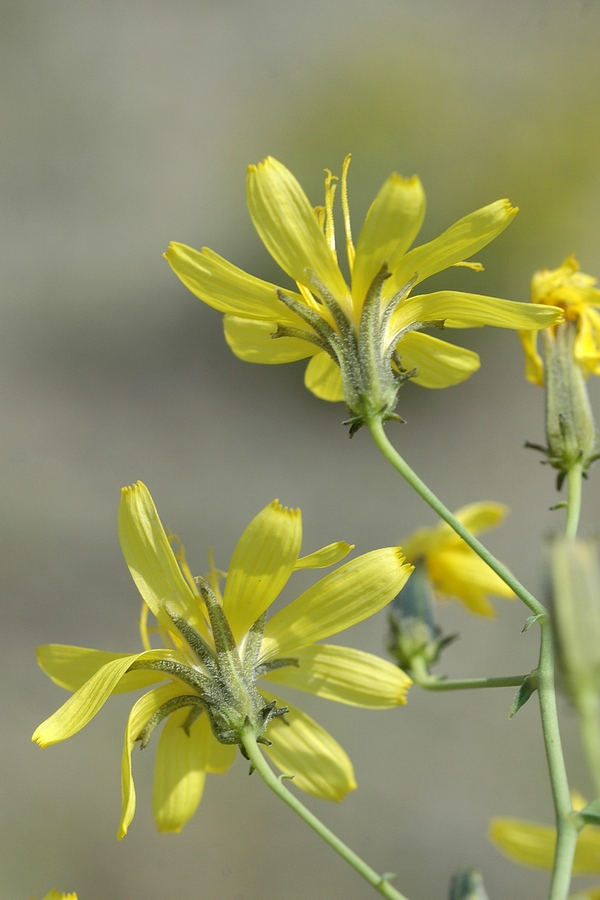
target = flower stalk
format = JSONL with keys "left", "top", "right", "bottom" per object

{"left": 366, "top": 416, "right": 545, "bottom": 616}
{"left": 240, "top": 725, "right": 412, "bottom": 900}
{"left": 367, "top": 414, "right": 576, "bottom": 900}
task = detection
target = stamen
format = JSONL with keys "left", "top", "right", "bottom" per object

{"left": 341, "top": 154, "right": 355, "bottom": 275}
{"left": 323, "top": 169, "right": 339, "bottom": 257}
{"left": 139, "top": 602, "right": 152, "bottom": 652}
{"left": 454, "top": 260, "right": 484, "bottom": 272}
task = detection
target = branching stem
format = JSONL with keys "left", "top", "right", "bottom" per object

{"left": 367, "top": 416, "right": 575, "bottom": 900}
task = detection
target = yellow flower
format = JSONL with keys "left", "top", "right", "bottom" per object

{"left": 401, "top": 502, "right": 515, "bottom": 617}
{"left": 33, "top": 482, "right": 412, "bottom": 838}
{"left": 490, "top": 797, "right": 600, "bottom": 899}
{"left": 521, "top": 255, "right": 600, "bottom": 386}
{"left": 37, "top": 893, "right": 77, "bottom": 900}
{"left": 165, "top": 157, "right": 562, "bottom": 432}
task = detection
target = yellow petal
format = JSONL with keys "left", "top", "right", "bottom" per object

{"left": 41, "top": 892, "right": 78, "bottom": 900}
{"left": 262, "top": 644, "right": 411, "bottom": 707}
{"left": 390, "top": 199, "right": 518, "bottom": 295}
{"left": 118, "top": 481, "right": 207, "bottom": 638}
{"left": 223, "top": 315, "right": 318, "bottom": 363}
{"left": 261, "top": 548, "right": 411, "bottom": 658}
{"left": 33, "top": 650, "right": 169, "bottom": 747}
{"left": 423, "top": 502, "right": 510, "bottom": 553}
{"left": 247, "top": 157, "right": 351, "bottom": 307}
{"left": 489, "top": 818, "right": 556, "bottom": 870}
{"left": 401, "top": 525, "right": 438, "bottom": 560}
{"left": 352, "top": 174, "right": 425, "bottom": 313}
{"left": 164, "top": 243, "right": 298, "bottom": 322}
{"left": 222, "top": 500, "right": 302, "bottom": 642}
{"left": 490, "top": 817, "right": 600, "bottom": 875}
{"left": 397, "top": 331, "right": 480, "bottom": 388}
{"left": 295, "top": 541, "right": 354, "bottom": 569}
{"left": 519, "top": 329, "right": 544, "bottom": 386}
{"left": 36, "top": 644, "right": 170, "bottom": 694}
{"left": 403, "top": 503, "right": 509, "bottom": 558}
{"left": 428, "top": 548, "right": 514, "bottom": 615}
{"left": 260, "top": 689, "right": 356, "bottom": 801}
{"left": 453, "top": 501, "right": 509, "bottom": 534}
{"left": 304, "top": 351, "right": 344, "bottom": 401}
{"left": 152, "top": 707, "right": 207, "bottom": 833}
{"left": 393, "top": 291, "right": 563, "bottom": 332}
{"left": 119, "top": 682, "right": 191, "bottom": 839}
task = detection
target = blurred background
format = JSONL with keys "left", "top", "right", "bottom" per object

{"left": 3, "top": 1, "right": 600, "bottom": 898}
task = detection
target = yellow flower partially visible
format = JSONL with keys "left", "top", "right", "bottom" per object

{"left": 33, "top": 483, "right": 412, "bottom": 838}
{"left": 37, "top": 892, "right": 78, "bottom": 900}
{"left": 521, "top": 255, "right": 600, "bottom": 386}
{"left": 490, "top": 798, "right": 600, "bottom": 899}
{"left": 166, "top": 157, "right": 562, "bottom": 431}
{"left": 401, "top": 502, "right": 515, "bottom": 617}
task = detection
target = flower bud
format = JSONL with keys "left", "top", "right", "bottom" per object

{"left": 448, "top": 869, "right": 489, "bottom": 900}
{"left": 542, "top": 322, "right": 598, "bottom": 483}
{"left": 387, "top": 563, "right": 456, "bottom": 675}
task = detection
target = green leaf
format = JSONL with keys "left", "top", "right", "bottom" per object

{"left": 579, "top": 799, "right": 600, "bottom": 826}
{"left": 522, "top": 614, "right": 543, "bottom": 633}
{"left": 509, "top": 674, "right": 538, "bottom": 718}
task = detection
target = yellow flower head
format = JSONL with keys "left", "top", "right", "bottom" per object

{"left": 33, "top": 482, "right": 412, "bottom": 838}
{"left": 165, "top": 157, "right": 561, "bottom": 433}
{"left": 521, "top": 255, "right": 600, "bottom": 386}
{"left": 37, "top": 893, "right": 78, "bottom": 900}
{"left": 401, "top": 502, "right": 515, "bottom": 617}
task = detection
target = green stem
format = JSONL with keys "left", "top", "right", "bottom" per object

{"left": 367, "top": 418, "right": 545, "bottom": 617}
{"left": 409, "top": 655, "right": 526, "bottom": 691}
{"left": 240, "top": 728, "right": 411, "bottom": 900}
{"left": 564, "top": 462, "right": 600, "bottom": 796}
{"left": 367, "top": 417, "right": 575, "bottom": 900}
{"left": 565, "top": 462, "right": 583, "bottom": 540}
{"left": 536, "top": 620, "right": 578, "bottom": 900}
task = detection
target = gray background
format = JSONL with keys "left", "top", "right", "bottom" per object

{"left": 3, "top": 1, "right": 600, "bottom": 898}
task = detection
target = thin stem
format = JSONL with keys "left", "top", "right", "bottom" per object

{"left": 240, "top": 728, "right": 412, "bottom": 900}
{"left": 419, "top": 676, "right": 526, "bottom": 692}
{"left": 536, "top": 620, "right": 578, "bottom": 900}
{"left": 565, "top": 462, "right": 600, "bottom": 796}
{"left": 565, "top": 462, "right": 583, "bottom": 540}
{"left": 367, "top": 418, "right": 545, "bottom": 617}
{"left": 367, "top": 416, "right": 576, "bottom": 900}
{"left": 409, "top": 655, "right": 526, "bottom": 691}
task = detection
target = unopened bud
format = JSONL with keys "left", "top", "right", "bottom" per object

{"left": 387, "top": 563, "right": 456, "bottom": 675}
{"left": 542, "top": 322, "right": 597, "bottom": 483}
{"left": 449, "top": 869, "right": 489, "bottom": 900}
